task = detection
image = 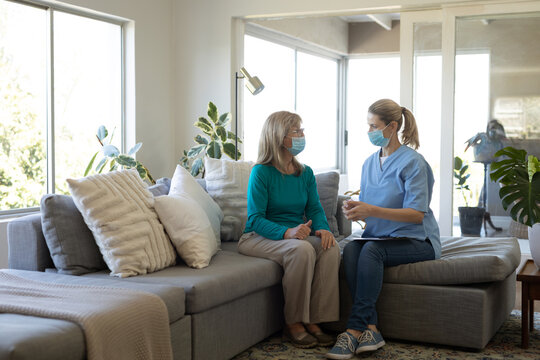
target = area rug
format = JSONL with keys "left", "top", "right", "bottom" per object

{"left": 233, "top": 310, "right": 539, "bottom": 359}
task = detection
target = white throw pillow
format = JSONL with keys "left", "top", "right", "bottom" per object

{"left": 66, "top": 169, "right": 176, "bottom": 278}
{"left": 168, "top": 165, "right": 223, "bottom": 247}
{"left": 154, "top": 195, "right": 218, "bottom": 268}
{"left": 204, "top": 158, "right": 254, "bottom": 241}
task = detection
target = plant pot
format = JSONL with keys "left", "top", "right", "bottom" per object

{"left": 458, "top": 207, "right": 485, "bottom": 236}
{"left": 528, "top": 224, "right": 540, "bottom": 268}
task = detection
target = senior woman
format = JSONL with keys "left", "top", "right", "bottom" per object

{"left": 239, "top": 111, "right": 340, "bottom": 348}
{"left": 327, "top": 99, "right": 440, "bottom": 359}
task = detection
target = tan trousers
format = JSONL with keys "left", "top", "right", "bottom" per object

{"left": 238, "top": 232, "right": 340, "bottom": 325}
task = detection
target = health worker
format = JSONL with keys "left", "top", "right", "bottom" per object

{"left": 327, "top": 98, "right": 441, "bottom": 359}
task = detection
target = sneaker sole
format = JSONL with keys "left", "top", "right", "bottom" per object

{"left": 325, "top": 352, "right": 355, "bottom": 360}
{"left": 355, "top": 340, "right": 385, "bottom": 354}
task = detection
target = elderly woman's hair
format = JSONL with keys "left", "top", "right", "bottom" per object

{"left": 257, "top": 111, "right": 303, "bottom": 176}
{"left": 368, "top": 99, "right": 420, "bottom": 149}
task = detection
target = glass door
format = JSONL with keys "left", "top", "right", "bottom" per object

{"left": 402, "top": 2, "right": 540, "bottom": 236}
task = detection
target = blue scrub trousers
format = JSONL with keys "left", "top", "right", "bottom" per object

{"left": 343, "top": 238, "right": 435, "bottom": 331}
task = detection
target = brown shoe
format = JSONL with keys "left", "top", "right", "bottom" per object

{"left": 283, "top": 327, "right": 318, "bottom": 348}
{"left": 306, "top": 328, "right": 334, "bottom": 347}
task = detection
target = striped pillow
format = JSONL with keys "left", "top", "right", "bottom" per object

{"left": 66, "top": 169, "right": 176, "bottom": 277}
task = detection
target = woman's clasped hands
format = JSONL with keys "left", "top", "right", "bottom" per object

{"left": 284, "top": 219, "right": 336, "bottom": 250}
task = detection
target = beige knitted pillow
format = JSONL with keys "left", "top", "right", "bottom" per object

{"left": 66, "top": 169, "right": 176, "bottom": 278}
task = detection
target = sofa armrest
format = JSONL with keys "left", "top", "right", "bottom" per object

{"left": 8, "top": 213, "right": 53, "bottom": 271}
{"left": 336, "top": 195, "right": 351, "bottom": 238}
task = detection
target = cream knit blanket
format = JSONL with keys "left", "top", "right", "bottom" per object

{"left": 0, "top": 270, "right": 172, "bottom": 360}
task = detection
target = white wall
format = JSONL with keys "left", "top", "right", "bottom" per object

{"left": 250, "top": 17, "right": 349, "bottom": 54}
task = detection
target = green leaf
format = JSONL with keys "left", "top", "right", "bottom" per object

{"left": 102, "top": 144, "right": 120, "bottom": 157}
{"left": 85, "top": 152, "right": 99, "bottom": 176}
{"left": 95, "top": 157, "right": 108, "bottom": 173}
{"left": 109, "top": 158, "right": 117, "bottom": 171}
{"left": 454, "top": 156, "right": 462, "bottom": 171}
{"left": 191, "top": 158, "right": 203, "bottom": 177}
{"left": 218, "top": 112, "right": 230, "bottom": 126}
{"left": 207, "top": 102, "right": 218, "bottom": 123}
{"left": 135, "top": 162, "right": 148, "bottom": 180}
{"left": 227, "top": 131, "right": 242, "bottom": 143}
{"left": 194, "top": 135, "right": 209, "bottom": 145}
{"left": 223, "top": 142, "right": 238, "bottom": 159}
{"left": 127, "top": 143, "right": 142, "bottom": 156}
{"left": 528, "top": 155, "right": 540, "bottom": 182}
{"left": 206, "top": 141, "right": 222, "bottom": 159}
{"left": 116, "top": 155, "right": 137, "bottom": 167}
{"left": 195, "top": 119, "right": 213, "bottom": 136}
{"left": 216, "top": 126, "right": 227, "bottom": 142}
{"left": 187, "top": 144, "right": 205, "bottom": 157}
{"left": 97, "top": 126, "right": 108, "bottom": 141}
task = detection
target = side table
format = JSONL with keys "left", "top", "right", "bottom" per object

{"left": 517, "top": 259, "right": 540, "bottom": 348}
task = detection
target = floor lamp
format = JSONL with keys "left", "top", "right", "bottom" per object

{"left": 235, "top": 67, "right": 264, "bottom": 160}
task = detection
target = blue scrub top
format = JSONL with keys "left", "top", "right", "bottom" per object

{"left": 359, "top": 145, "right": 441, "bottom": 258}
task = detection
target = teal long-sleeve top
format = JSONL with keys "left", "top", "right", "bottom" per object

{"left": 244, "top": 164, "right": 330, "bottom": 240}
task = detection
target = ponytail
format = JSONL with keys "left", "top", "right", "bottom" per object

{"left": 400, "top": 107, "right": 420, "bottom": 150}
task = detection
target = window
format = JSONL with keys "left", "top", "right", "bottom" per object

{"left": 346, "top": 56, "right": 400, "bottom": 192}
{"left": 0, "top": 0, "right": 123, "bottom": 213}
{"left": 243, "top": 34, "right": 340, "bottom": 171}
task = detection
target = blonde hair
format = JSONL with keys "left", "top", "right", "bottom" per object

{"left": 368, "top": 99, "right": 420, "bottom": 149}
{"left": 257, "top": 111, "right": 303, "bottom": 176}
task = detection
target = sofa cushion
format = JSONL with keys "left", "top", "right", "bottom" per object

{"left": 382, "top": 236, "right": 521, "bottom": 285}
{"left": 315, "top": 171, "right": 340, "bottom": 237}
{"left": 5, "top": 269, "right": 185, "bottom": 323}
{"left": 40, "top": 194, "right": 107, "bottom": 275}
{"left": 67, "top": 169, "right": 177, "bottom": 278}
{"left": 169, "top": 165, "right": 223, "bottom": 247}
{"left": 82, "top": 242, "right": 283, "bottom": 314}
{"left": 0, "top": 313, "right": 85, "bottom": 360}
{"left": 154, "top": 195, "right": 218, "bottom": 268}
{"left": 204, "top": 158, "right": 254, "bottom": 242}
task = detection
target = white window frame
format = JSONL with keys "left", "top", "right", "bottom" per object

{"left": 0, "top": 0, "right": 127, "bottom": 216}
{"left": 241, "top": 23, "right": 346, "bottom": 173}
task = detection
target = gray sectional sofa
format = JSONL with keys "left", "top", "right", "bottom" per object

{"left": 2, "top": 175, "right": 522, "bottom": 359}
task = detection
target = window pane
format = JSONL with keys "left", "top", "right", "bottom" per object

{"left": 54, "top": 12, "right": 122, "bottom": 194}
{"left": 413, "top": 22, "right": 443, "bottom": 222}
{"left": 295, "top": 52, "right": 338, "bottom": 170}
{"left": 0, "top": 1, "right": 47, "bottom": 210}
{"left": 243, "top": 35, "right": 295, "bottom": 161}
{"left": 346, "top": 57, "right": 400, "bottom": 192}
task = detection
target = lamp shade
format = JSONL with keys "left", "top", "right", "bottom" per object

{"left": 239, "top": 67, "right": 264, "bottom": 95}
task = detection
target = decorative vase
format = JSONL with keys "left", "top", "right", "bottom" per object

{"left": 528, "top": 223, "right": 540, "bottom": 268}
{"left": 458, "top": 207, "right": 485, "bottom": 236}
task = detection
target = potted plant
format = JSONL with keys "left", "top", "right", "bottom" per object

{"left": 454, "top": 156, "right": 485, "bottom": 236}
{"left": 85, "top": 125, "right": 155, "bottom": 184}
{"left": 180, "top": 102, "right": 241, "bottom": 177}
{"left": 490, "top": 146, "right": 540, "bottom": 266}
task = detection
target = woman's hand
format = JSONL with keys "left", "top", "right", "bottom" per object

{"left": 284, "top": 220, "right": 312, "bottom": 240}
{"left": 315, "top": 229, "right": 336, "bottom": 250}
{"left": 342, "top": 200, "right": 373, "bottom": 222}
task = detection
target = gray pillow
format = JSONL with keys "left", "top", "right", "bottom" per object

{"left": 148, "top": 182, "right": 169, "bottom": 197}
{"left": 40, "top": 194, "right": 107, "bottom": 275}
{"left": 315, "top": 171, "right": 340, "bottom": 237}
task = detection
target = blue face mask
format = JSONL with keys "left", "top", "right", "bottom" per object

{"left": 287, "top": 136, "right": 305, "bottom": 156}
{"left": 368, "top": 124, "right": 391, "bottom": 147}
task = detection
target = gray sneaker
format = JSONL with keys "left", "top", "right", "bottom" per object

{"left": 326, "top": 331, "right": 359, "bottom": 359}
{"left": 355, "top": 329, "right": 385, "bottom": 353}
